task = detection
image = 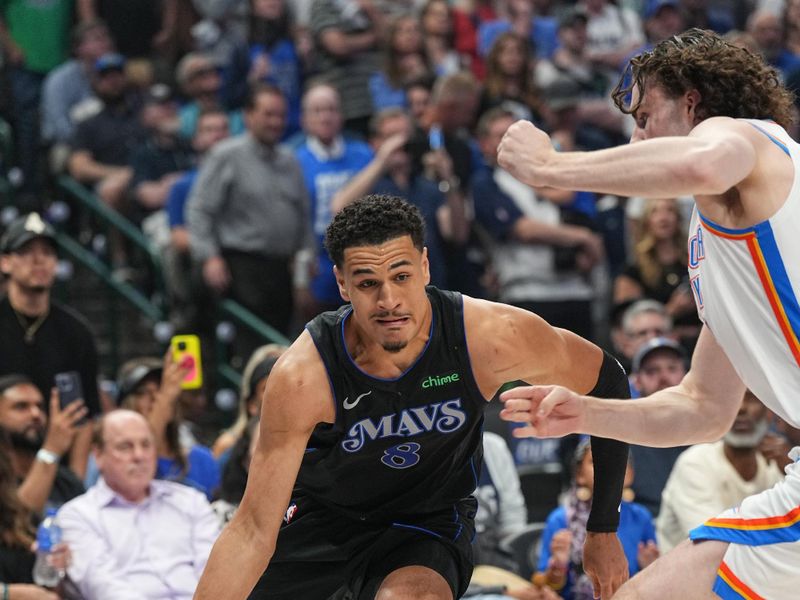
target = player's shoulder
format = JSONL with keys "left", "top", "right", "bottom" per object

{"left": 463, "top": 295, "right": 543, "bottom": 337}
{"left": 691, "top": 116, "right": 766, "bottom": 140}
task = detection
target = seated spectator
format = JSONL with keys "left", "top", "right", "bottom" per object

{"left": 478, "top": 32, "right": 544, "bottom": 124}
{"left": 130, "top": 84, "right": 195, "bottom": 212}
{"left": 681, "top": 0, "right": 734, "bottom": 34}
{"left": 0, "top": 375, "right": 86, "bottom": 513}
{"left": 420, "top": 0, "right": 463, "bottom": 75}
{"left": 370, "top": 14, "right": 431, "bottom": 112}
{"left": 615, "top": 198, "right": 699, "bottom": 347}
{"left": 114, "top": 356, "right": 220, "bottom": 499}
{"left": 41, "top": 20, "right": 115, "bottom": 148}
{"left": 628, "top": 337, "right": 689, "bottom": 515}
{"left": 612, "top": 299, "right": 674, "bottom": 375}
{"left": 212, "top": 416, "right": 259, "bottom": 526}
{"left": 59, "top": 410, "right": 220, "bottom": 600}
{"left": 537, "top": 439, "right": 658, "bottom": 598}
{"left": 404, "top": 73, "right": 435, "bottom": 126}
{"left": 66, "top": 53, "right": 147, "bottom": 209}
{"left": 211, "top": 343, "right": 287, "bottom": 460}
{"left": 657, "top": 390, "right": 784, "bottom": 552}
{"left": 175, "top": 52, "right": 245, "bottom": 141}
{"left": 0, "top": 430, "right": 72, "bottom": 598}
{"left": 451, "top": 0, "right": 497, "bottom": 79}
{"left": 478, "top": 0, "right": 559, "bottom": 61}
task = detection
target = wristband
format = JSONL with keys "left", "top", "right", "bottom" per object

{"left": 36, "top": 448, "right": 60, "bottom": 465}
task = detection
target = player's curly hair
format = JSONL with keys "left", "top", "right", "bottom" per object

{"left": 324, "top": 195, "right": 425, "bottom": 268}
{"left": 612, "top": 28, "right": 796, "bottom": 130}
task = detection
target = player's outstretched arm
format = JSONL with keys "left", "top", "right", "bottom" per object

{"left": 497, "top": 117, "right": 757, "bottom": 198}
{"left": 194, "top": 332, "right": 333, "bottom": 600}
{"left": 500, "top": 325, "right": 745, "bottom": 447}
{"left": 465, "top": 298, "right": 630, "bottom": 597}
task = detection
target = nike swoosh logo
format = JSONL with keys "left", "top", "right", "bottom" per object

{"left": 343, "top": 391, "right": 372, "bottom": 410}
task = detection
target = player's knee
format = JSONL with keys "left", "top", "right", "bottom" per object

{"left": 374, "top": 566, "right": 453, "bottom": 600}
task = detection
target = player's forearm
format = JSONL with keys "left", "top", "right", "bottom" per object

{"left": 538, "top": 136, "right": 739, "bottom": 198}
{"left": 583, "top": 385, "right": 731, "bottom": 447}
{"left": 194, "top": 516, "right": 275, "bottom": 600}
{"left": 331, "top": 158, "right": 385, "bottom": 213}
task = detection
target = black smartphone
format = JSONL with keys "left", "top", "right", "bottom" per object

{"left": 54, "top": 371, "right": 87, "bottom": 425}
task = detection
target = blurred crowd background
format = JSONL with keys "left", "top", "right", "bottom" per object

{"left": 2, "top": 0, "right": 800, "bottom": 598}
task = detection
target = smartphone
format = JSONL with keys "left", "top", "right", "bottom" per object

{"left": 170, "top": 334, "right": 203, "bottom": 390}
{"left": 428, "top": 125, "right": 443, "bottom": 151}
{"left": 55, "top": 371, "right": 87, "bottom": 425}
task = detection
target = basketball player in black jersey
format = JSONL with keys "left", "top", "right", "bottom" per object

{"left": 195, "top": 196, "right": 630, "bottom": 600}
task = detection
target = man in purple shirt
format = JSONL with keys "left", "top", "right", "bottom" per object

{"left": 58, "top": 410, "right": 220, "bottom": 600}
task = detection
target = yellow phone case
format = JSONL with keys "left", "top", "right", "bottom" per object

{"left": 171, "top": 334, "right": 203, "bottom": 390}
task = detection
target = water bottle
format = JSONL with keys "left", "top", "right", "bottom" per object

{"left": 33, "top": 508, "right": 63, "bottom": 587}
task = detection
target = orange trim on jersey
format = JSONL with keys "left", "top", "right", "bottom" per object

{"left": 704, "top": 505, "right": 800, "bottom": 530}
{"left": 699, "top": 219, "right": 754, "bottom": 240}
{"left": 698, "top": 220, "right": 800, "bottom": 367}
{"left": 746, "top": 237, "right": 800, "bottom": 367}
{"left": 718, "top": 562, "right": 765, "bottom": 600}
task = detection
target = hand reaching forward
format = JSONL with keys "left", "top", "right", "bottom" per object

{"left": 584, "top": 532, "right": 629, "bottom": 599}
{"left": 497, "top": 120, "right": 557, "bottom": 188}
{"left": 499, "top": 385, "right": 586, "bottom": 438}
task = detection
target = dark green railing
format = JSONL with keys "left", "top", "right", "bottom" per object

{"left": 56, "top": 175, "right": 293, "bottom": 388}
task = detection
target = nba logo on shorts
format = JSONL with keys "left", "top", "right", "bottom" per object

{"left": 284, "top": 502, "right": 298, "bottom": 524}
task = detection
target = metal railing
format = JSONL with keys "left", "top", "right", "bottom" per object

{"left": 55, "top": 175, "right": 292, "bottom": 388}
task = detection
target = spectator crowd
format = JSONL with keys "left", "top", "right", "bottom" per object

{"left": 1, "top": 0, "right": 800, "bottom": 598}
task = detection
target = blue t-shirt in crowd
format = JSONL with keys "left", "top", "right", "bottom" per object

{"left": 369, "top": 71, "right": 407, "bottom": 112}
{"left": 250, "top": 39, "right": 302, "bottom": 138}
{"left": 537, "top": 501, "right": 656, "bottom": 596}
{"left": 478, "top": 17, "right": 559, "bottom": 59}
{"left": 156, "top": 445, "right": 220, "bottom": 500}
{"left": 166, "top": 170, "right": 198, "bottom": 228}
{"left": 295, "top": 138, "right": 374, "bottom": 305}
{"left": 471, "top": 165, "right": 524, "bottom": 242}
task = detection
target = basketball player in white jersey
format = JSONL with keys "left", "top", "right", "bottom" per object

{"left": 497, "top": 28, "right": 800, "bottom": 599}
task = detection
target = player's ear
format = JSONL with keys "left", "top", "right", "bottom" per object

{"left": 334, "top": 265, "right": 350, "bottom": 302}
{"left": 685, "top": 89, "right": 702, "bottom": 121}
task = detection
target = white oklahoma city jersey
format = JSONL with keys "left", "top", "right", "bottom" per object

{"left": 687, "top": 119, "right": 800, "bottom": 428}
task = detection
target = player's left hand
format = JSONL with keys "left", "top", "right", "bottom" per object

{"left": 583, "top": 532, "right": 629, "bottom": 599}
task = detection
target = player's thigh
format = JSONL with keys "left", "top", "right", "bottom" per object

{"left": 612, "top": 539, "right": 728, "bottom": 600}
{"left": 374, "top": 565, "right": 453, "bottom": 600}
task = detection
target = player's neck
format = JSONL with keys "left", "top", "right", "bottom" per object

{"left": 8, "top": 284, "right": 50, "bottom": 317}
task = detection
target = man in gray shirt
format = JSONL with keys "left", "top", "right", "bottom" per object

{"left": 187, "top": 83, "right": 314, "bottom": 342}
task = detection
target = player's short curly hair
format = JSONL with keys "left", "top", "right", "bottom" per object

{"left": 612, "top": 28, "right": 796, "bottom": 130}
{"left": 324, "top": 195, "right": 425, "bottom": 268}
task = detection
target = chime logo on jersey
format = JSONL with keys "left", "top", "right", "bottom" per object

{"left": 341, "top": 398, "right": 467, "bottom": 452}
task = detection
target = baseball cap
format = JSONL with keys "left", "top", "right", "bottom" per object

{"left": 144, "top": 83, "right": 175, "bottom": 105}
{"left": 543, "top": 76, "right": 583, "bottom": 111}
{"left": 0, "top": 212, "right": 57, "bottom": 254}
{"left": 116, "top": 357, "right": 163, "bottom": 403}
{"left": 94, "top": 52, "right": 125, "bottom": 74}
{"left": 632, "top": 336, "right": 687, "bottom": 372}
{"left": 644, "top": 0, "right": 680, "bottom": 19}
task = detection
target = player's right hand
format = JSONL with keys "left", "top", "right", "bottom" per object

{"left": 497, "top": 120, "right": 555, "bottom": 188}
{"left": 499, "top": 385, "right": 585, "bottom": 438}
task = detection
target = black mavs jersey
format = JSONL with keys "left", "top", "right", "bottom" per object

{"left": 300, "top": 286, "right": 486, "bottom": 521}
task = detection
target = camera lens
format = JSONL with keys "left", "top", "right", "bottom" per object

{"left": 177, "top": 342, "right": 187, "bottom": 350}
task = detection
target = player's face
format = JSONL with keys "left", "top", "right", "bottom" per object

{"left": 629, "top": 83, "right": 699, "bottom": 142}
{"left": 335, "top": 235, "right": 431, "bottom": 354}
